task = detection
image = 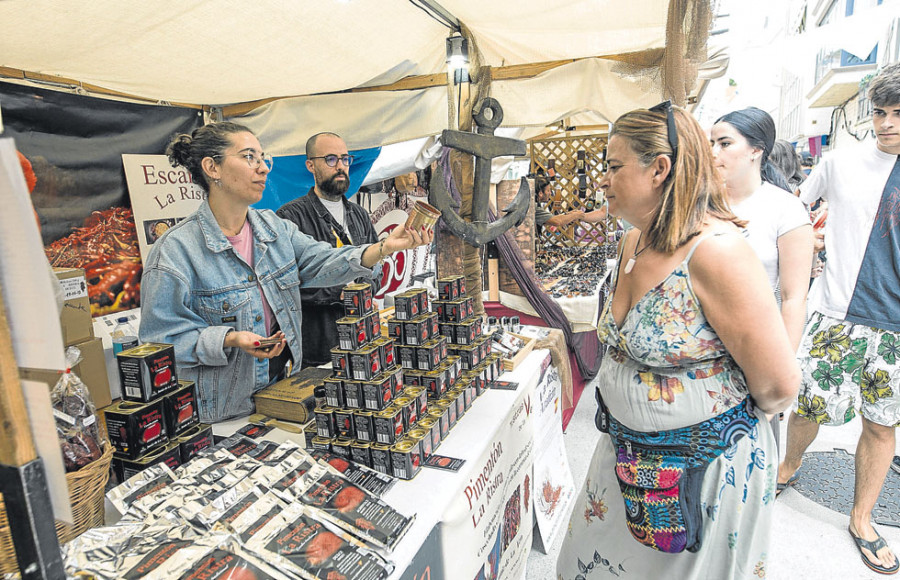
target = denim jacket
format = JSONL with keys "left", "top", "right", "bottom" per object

{"left": 139, "top": 201, "right": 375, "bottom": 423}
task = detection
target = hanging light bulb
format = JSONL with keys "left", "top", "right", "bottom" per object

{"left": 445, "top": 35, "right": 469, "bottom": 71}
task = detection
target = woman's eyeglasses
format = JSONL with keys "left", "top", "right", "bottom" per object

{"left": 649, "top": 100, "right": 679, "bottom": 162}
{"left": 216, "top": 151, "right": 274, "bottom": 171}
{"left": 308, "top": 154, "right": 355, "bottom": 167}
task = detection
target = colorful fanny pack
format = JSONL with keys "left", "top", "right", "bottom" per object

{"left": 594, "top": 387, "right": 758, "bottom": 553}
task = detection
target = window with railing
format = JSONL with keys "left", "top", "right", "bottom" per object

{"left": 814, "top": 46, "right": 878, "bottom": 84}
{"left": 858, "top": 95, "right": 873, "bottom": 122}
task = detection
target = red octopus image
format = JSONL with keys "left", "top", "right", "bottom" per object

{"left": 305, "top": 531, "right": 343, "bottom": 566}
{"left": 45, "top": 207, "right": 143, "bottom": 316}
{"left": 332, "top": 485, "right": 365, "bottom": 513}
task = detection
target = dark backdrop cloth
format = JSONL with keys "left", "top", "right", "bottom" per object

{"left": 0, "top": 81, "right": 202, "bottom": 245}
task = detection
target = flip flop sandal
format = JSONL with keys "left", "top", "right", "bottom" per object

{"left": 775, "top": 472, "right": 800, "bottom": 498}
{"left": 849, "top": 526, "right": 900, "bottom": 575}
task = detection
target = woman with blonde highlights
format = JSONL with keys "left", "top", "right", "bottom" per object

{"left": 557, "top": 103, "right": 799, "bottom": 579}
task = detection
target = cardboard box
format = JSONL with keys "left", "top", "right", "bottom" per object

{"left": 54, "top": 267, "right": 94, "bottom": 346}
{"left": 93, "top": 309, "right": 140, "bottom": 400}
{"left": 20, "top": 336, "right": 112, "bottom": 409}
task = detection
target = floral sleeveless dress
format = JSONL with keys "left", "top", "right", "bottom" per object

{"left": 556, "top": 235, "right": 776, "bottom": 580}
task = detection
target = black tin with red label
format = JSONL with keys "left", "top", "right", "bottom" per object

{"left": 174, "top": 423, "right": 213, "bottom": 463}
{"left": 343, "top": 282, "right": 373, "bottom": 317}
{"left": 117, "top": 343, "right": 179, "bottom": 403}
{"left": 105, "top": 398, "right": 168, "bottom": 459}
{"left": 162, "top": 380, "right": 200, "bottom": 437}
{"left": 330, "top": 347, "right": 351, "bottom": 379}
{"left": 350, "top": 344, "right": 381, "bottom": 381}
{"left": 336, "top": 315, "right": 370, "bottom": 351}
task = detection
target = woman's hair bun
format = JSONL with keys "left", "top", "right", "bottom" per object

{"left": 166, "top": 134, "right": 193, "bottom": 168}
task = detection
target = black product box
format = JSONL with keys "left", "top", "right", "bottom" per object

{"left": 331, "top": 347, "right": 352, "bottom": 379}
{"left": 343, "top": 282, "right": 374, "bottom": 317}
{"left": 404, "top": 315, "right": 431, "bottom": 346}
{"left": 394, "top": 292, "right": 419, "bottom": 320}
{"left": 173, "top": 423, "right": 213, "bottom": 463}
{"left": 112, "top": 440, "right": 181, "bottom": 483}
{"left": 104, "top": 398, "right": 168, "bottom": 459}
{"left": 336, "top": 315, "right": 370, "bottom": 351}
{"left": 117, "top": 343, "right": 179, "bottom": 403}
{"left": 162, "top": 380, "right": 200, "bottom": 437}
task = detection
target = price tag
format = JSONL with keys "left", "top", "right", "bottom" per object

{"left": 53, "top": 408, "right": 76, "bottom": 425}
{"left": 59, "top": 276, "right": 88, "bottom": 300}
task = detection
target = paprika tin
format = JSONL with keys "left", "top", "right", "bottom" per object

{"left": 370, "top": 443, "right": 393, "bottom": 475}
{"left": 336, "top": 315, "right": 370, "bottom": 351}
{"left": 404, "top": 386, "right": 428, "bottom": 419}
{"left": 310, "top": 436, "right": 333, "bottom": 454}
{"left": 394, "top": 292, "right": 419, "bottom": 320}
{"left": 342, "top": 379, "right": 363, "bottom": 409}
{"left": 323, "top": 376, "right": 345, "bottom": 408}
{"left": 416, "top": 339, "right": 441, "bottom": 371}
{"left": 117, "top": 342, "right": 179, "bottom": 403}
{"left": 314, "top": 406, "right": 336, "bottom": 438}
{"left": 353, "top": 410, "right": 375, "bottom": 443}
{"left": 350, "top": 343, "right": 381, "bottom": 381}
{"left": 428, "top": 407, "right": 450, "bottom": 440}
{"left": 394, "top": 395, "right": 418, "bottom": 431}
{"left": 408, "top": 427, "right": 432, "bottom": 459}
{"left": 172, "top": 423, "right": 213, "bottom": 464}
{"left": 374, "top": 406, "right": 404, "bottom": 445}
{"left": 343, "top": 282, "right": 374, "bottom": 317}
{"left": 333, "top": 409, "right": 356, "bottom": 439}
{"left": 404, "top": 314, "right": 431, "bottom": 346}
{"left": 387, "top": 318, "right": 403, "bottom": 342}
{"left": 417, "top": 416, "right": 442, "bottom": 453}
{"left": 162, "top": 380, "right": 200, "bottom": 437}
{"left": 361, "top": 373, "right": 393, "bottom": 411}
{"left": 330, "top": 347, "right": 352, "bottom": 379}
{"left": 331, "top": 437, "right": 353, "bottom": 461}
{"left": 350, "top": 441, "right": 373, "bottom": 468}
{"left": 390, "top": 437, "right": 422, "bottom": 480}
{"left": 105, "top": 398, "right": 168, "bottom": 459}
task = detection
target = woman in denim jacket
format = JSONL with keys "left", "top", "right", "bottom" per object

{"left": 140, "top": 122, "right": 432, "bottom": 423}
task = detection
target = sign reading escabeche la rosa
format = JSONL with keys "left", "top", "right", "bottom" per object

{"left": 122, "top": 154, "right": 206, "bottom": 264}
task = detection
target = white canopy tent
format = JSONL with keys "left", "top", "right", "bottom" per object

{"left": 0, "top": 0, "right": 717, "bottom": 151}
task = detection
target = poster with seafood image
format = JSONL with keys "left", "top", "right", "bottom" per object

{"left": 122, "top": 154, "right": 206, "bottom": 264}
{"left": 532, "top": 357, "right": 575, "bottom": 551}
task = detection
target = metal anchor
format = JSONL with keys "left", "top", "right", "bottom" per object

{"left": 429, "top": 98, "right": 531, "bottom": 246}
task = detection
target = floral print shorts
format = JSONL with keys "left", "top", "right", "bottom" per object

{"left": 796, "top": 312, "right": 900, "bottom": 428}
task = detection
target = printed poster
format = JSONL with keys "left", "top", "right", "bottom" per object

{"left": 440, "top": 382, "right": 536, "bottom": 580}
{"left": 532, "top": 355, "right": 576, "bottom": 552}
{"left": 122, "top": 154, "right": 206, "bottom": 264}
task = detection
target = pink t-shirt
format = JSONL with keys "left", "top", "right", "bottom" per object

{"left": 226, "top": 220, "right": 275, "bottom": 334}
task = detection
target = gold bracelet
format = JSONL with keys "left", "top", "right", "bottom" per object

{"left": 379, "top": 238, "right": 386, "bottom": 259}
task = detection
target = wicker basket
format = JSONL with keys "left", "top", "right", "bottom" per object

{"left": 0, "top": 443, "right": 113, "bottom": 575}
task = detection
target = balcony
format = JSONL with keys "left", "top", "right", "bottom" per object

{"left": 807, "top": 47, "right": 878, "bottom": 108}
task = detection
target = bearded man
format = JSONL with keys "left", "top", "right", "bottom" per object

{"left": 277, "top": 132, "right": 379, "bottom": 367}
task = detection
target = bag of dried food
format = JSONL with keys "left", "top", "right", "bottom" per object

{"left": 52, "top": 345, "right": 107, "bottom": 472}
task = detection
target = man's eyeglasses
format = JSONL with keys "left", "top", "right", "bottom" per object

{"left": 216, "top": 151, "right": 274, "bottom": 171}
{"left": 649, "top": 100, "right": 679, "bottom": 162}
{"left": 308, "top": 154, "right": 355, "bottom": 167}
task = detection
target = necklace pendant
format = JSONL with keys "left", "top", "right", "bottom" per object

{"left": 624, "top": 257, "right": 636, "bottom": 274}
